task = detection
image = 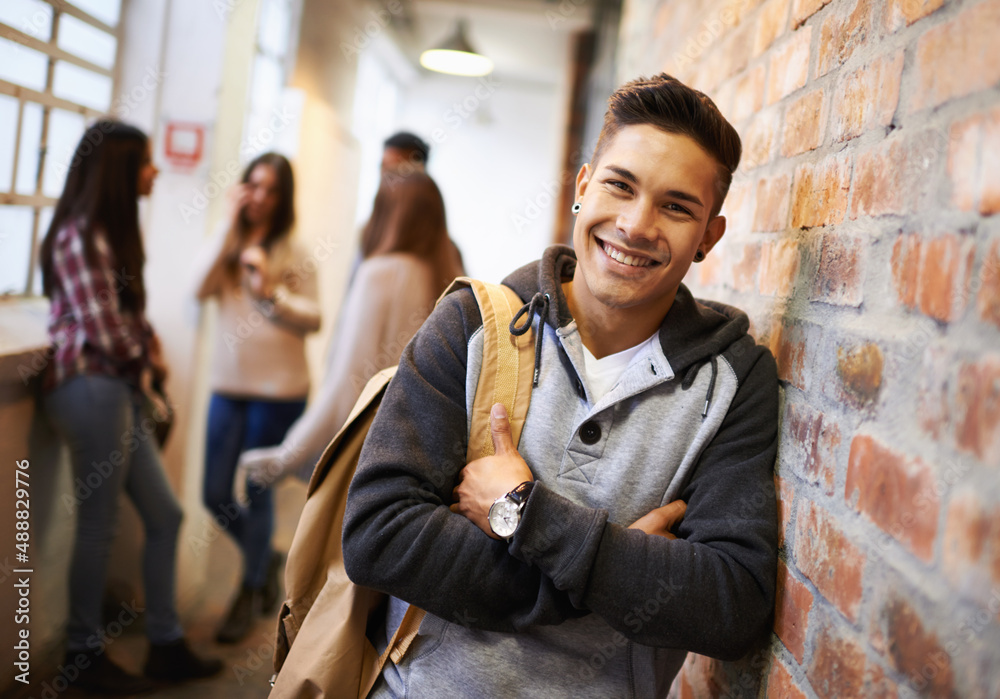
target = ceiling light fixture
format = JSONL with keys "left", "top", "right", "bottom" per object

{"left": 419, "top": 20, "right": 494, "bottom": 77}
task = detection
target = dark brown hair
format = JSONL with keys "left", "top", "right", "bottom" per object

{"left": 591, "top": 73, "right": 742, "bottom": 216}
{"left": 217, "top": 152, "right": 297, "bottom": 283}
{"left": 40, "top": 120, "right": 149, "bottom": 312}
{"left": 360, "top": 172, "right": 464, "bottom": 295}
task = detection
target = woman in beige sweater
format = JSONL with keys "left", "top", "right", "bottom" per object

{"left": 191, "top": 152, "right": 320, "bottom": 644}
{"left": 237, "top": 172, "right": 464, "bottom": 491}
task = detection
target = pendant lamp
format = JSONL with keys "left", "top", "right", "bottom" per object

{"left": 419, "top": 20, "right": 494, "bottom": 76}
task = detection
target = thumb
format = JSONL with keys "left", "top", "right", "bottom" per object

{"left": 490, "top": 403, "right": 516, "bottom": 456}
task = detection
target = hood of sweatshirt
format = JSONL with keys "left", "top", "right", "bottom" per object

{"left": 501, "top": 244, "right": 752, "bottom": 389}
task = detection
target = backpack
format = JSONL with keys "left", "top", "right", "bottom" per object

{"left": 269, "top": 278, "right": 535, "bottom": 698}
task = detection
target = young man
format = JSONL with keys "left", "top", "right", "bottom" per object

{"left": 343, "top": 74, "right": 779, "bottom": 697}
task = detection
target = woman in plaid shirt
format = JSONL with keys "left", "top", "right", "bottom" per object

{"left": 40, "top": 120, "right": 221, "bottom": 694}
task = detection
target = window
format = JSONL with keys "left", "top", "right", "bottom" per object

{"left": 0, "top": 0, "right": 122, "bottom": 296}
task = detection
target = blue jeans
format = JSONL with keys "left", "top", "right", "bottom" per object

{"left": 44, "top": 375, "right": 184, "bottom": 651}
{"left": 202, "top": 394, "right": 305, "bottom": 588}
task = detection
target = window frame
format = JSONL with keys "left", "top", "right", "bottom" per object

{"left": 0, "top": 0, "right": 123, "bottom": 296}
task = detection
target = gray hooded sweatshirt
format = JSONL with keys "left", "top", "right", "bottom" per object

{"left": 343, "top": 246, "right": 779, "bottom": 698}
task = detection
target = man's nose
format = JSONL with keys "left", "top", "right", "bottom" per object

{"left": 616, "top": 198, "right": 657, "bottom": 241}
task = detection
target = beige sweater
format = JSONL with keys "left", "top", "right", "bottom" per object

{"left": 239, "top": 253, "right": 455, "bottom": 479}
{"left": 192, "top": 226, "right": 321, "bottom": 399}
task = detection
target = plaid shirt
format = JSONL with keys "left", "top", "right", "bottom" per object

{"left": 44, "top": 221, "right": 153, "bottom": 392}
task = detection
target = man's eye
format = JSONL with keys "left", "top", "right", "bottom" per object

{"left": 607, "top": 180, "right": 631, "bottom": 192}
{"left": 666, "top": 203, "right": 692, "bottom": 216}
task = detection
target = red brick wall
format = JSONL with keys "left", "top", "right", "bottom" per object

{"left": 619, "top": 0, "right": 1000, "bottom": 695}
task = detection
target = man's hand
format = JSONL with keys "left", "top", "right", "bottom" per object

{"left": 628, "top": 500, "right": 687, "bottom": 539}
{"left": 450, "top": 403, "right": 533, "bottom": 539}
{"left": 147, "top": 333, "right": 168, "bottom": 384}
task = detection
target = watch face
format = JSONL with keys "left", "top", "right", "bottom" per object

{"left": 488, "top": 499, "right": 520, "bottom": 538}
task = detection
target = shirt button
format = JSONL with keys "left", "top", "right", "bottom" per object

{"left": 579, "top": 421, "right": 601, "bottom": 445}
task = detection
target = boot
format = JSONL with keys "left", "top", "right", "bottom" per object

{"left": 216, "top": 584, "right": 261, "bottom": 643}
{"left": 64, "top": 649, "right": 154, "bottom": 695}
{"left": 144, "top": 638, "right": 223, "bottom": 681}
{"left": 262, "top": 551, "right": 283, "bottom": 614}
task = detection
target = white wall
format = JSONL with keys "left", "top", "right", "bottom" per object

{"left": 352, "top": 29, "right": 575, "bottom": 283}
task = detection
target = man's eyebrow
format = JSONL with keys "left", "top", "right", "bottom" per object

{"left": 602, "top": 165, "right": 705, "bottom": 209}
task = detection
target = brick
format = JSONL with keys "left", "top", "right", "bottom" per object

{"left": 722, "top": 22, "right": 755, "bottom": 83}
{"left": 791, "top": 152, "right": 851, "bottom": 228}
{"left": 792, "top": 0, "right": 830, "bottom": 28}
{"left": 794, "top": 500, "right": 865, "bottom": 622}
{"left": 883, "top": 596, "right": 955, "bottom": 696}
{"left": 774, "top": 560, "right": 812, "bottom": 663}
{"left": 836, "top": 342, "right": 883, "bottom": 405}
{"left": 754, "top": 172, "right": 790, "bottom": 231}
{"left": 917, "top": 233, "right": 974, "bottom": 323}
{"left": 812, "top": 232, "right": 865, "bottom": 306}
{"left": 782, "top": 89, "right": 825, "bottom": 156}
{"left": 760, "top": 236, "right": 800, "bottom": 296}
{"left": 742, "top": 108, "right": 780, "bottom": 171}
{"left": 767, "top": 26, "right": 811, "bottom": 104}
{"left": 784, "top": 402, "right": 839, "bottom": 494}
{"left": 864, "top": 663, "right": 899, "bottom": 699}
{"left": 816, "top": 0, "right": 878, "bottom": 77}
{"left": 885, "top": 0, "right": 944, "bottom": 31}
{"left": 911, "top": 0, "right": 1000, "bottom": 112}
{"left": 767, "top": 655, "right": 808, "bottom": 699}
{"left": 942, "top": 490, "right": 996, "bottom": 587}
{"left": 978, "top": 239, "right": 1000, "bottom": 330}
{"left": 732, "top": 240, "right": 762, "bottom": 292}
{"left": 890, "top": 233, "right": 921, "bottom": 309}
{"left": 721, "top": 179, "right": 753, "bottom": 237}
{"left": 955, "top": 356, "right": 1000, "bottom": 465}
{"left": 917, "top": 345, "right": 951, "bottom": 440}
{"left": 697, "top": 244, "right": 725, "bottom": 287}
{"left": 845, "top": 434, "right": 939, "bottom": 562}
{"left": 770, "top": 320, "right": 808, "bottom": 389}
{"left": 852, "top": 139, "right": 905, "bottom": 218}
{"left": 730, "top": 64, "right": 766, "bottom": 122}
{"left": 754, "top": 0, "right": 790, "bottom": 57}
{"left": 948, "top": 115, "right": 981, "bottom": 212}
{"left": 832, "top": 51, "right": 903, "bottom": 143}
{"left": 807, "top": 624, "right": 867, "bottom": 699}
{"left": 982, "top": 112, "right": 1000, "bottom": 215}
{"left": 776, "top": 473, "right": 795, "bottom": 549}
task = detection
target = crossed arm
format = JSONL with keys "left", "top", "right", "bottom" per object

{"left": 342, "top": 292, "right": 779, "bottom": 659}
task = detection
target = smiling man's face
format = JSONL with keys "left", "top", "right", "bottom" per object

{"left": 570, "top": 123, "right": 727, "bottom": 326}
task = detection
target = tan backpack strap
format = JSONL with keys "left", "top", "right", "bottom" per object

{"left": 441, "top": 278, "right": 535, "bottom": 462}
{"left": 359, "top": 606, "right": 426, "bottom": 699}
{"left": 364, "top": 279, "right": 533, "bottom": 695}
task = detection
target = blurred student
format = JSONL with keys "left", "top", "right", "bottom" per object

{"left": 381, "top": 131, "right": 430, "bottom": 176}
{"left": 41, "top": 120, "right": 221, "bottom": 694}
{"left": 237, "top": 171, "right": 464, "bottom": 488}
{"left": 191, "top": 152, "right": 320, "bottom": 643}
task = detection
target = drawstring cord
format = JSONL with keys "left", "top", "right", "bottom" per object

{"left": 509, "top": 292, "right": 549, "bottom": 387}
{"left": 681, "top": 355, "right": 718, "bottom": 419}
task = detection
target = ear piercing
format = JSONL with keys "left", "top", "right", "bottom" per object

{"left": 571, "top": 202, "right": 581, "bottom": 214}
{"left": 693, "top": 250, "right": 706, "bottom": 262}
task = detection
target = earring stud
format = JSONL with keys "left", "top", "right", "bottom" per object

{"left": 571, "top": 202, "right": 581, "bottom": 214}
{"left": 693, "top": 250, "right": 706, "bottom": 262}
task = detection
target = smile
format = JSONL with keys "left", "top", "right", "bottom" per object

{"left": 600, "top": 240, "right": 655, "bottom": 268}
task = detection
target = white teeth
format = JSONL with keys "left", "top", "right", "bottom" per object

{"left": 603, "top": 242, "right": 651, "bottom": 267}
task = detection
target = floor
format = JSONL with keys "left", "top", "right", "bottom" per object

{"left": 16, "top": 479, "right": 308, "bottom": 699}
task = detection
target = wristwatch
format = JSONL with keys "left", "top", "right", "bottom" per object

{"left": 488, "top": 481, "right": 534, "bottom": 539}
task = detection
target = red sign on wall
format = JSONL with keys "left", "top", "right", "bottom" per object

{"left": 164, "top": 121, "right": 205, "bottom": 170}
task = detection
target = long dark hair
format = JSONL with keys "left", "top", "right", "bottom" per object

{"left": 40, "top": 120, "right": 148, "bottom": 312}
{"left": 360, "top": 172, "right": 464, "bottom": 295}
{"left": 216, "top": 152, "right": 296, "bottom": 284}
